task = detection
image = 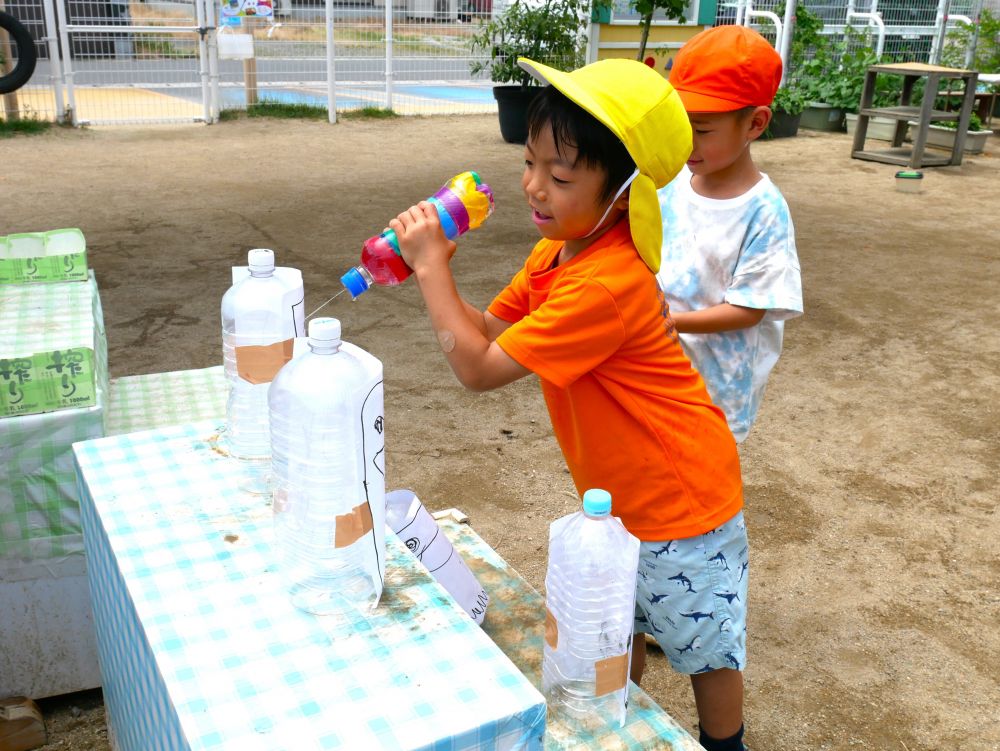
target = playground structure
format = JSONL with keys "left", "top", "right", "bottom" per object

{"left": 0, "top": 0, "right": 990, "bottom": 125}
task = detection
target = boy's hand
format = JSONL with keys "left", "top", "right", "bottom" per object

{"left": 391, "top": 201, "right": 457, "bottom": 275}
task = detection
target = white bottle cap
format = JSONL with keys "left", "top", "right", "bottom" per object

{"left": 309, "top": 317, "right": 342, "bottom": 344}
{"left": 247, "top": 248, "right": 275, "bottom": 272}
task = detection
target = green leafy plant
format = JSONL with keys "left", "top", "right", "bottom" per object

{"left": 771, "top": 82, "right": 807, "bottom": 116}
{"left": 469, "top": 0, "right": 589, "bottom": 87}
{"left": 796, "top": 27, "right": 890, "bottom": 113}
{"left": 832, "top": 39, "right": 880, "bottom": 113}
{"left": 935, "top": 111, "right": 984, "bottom": 131}
{"left": 941, "top": 8, "right": 1000, "bottom": 74}
{"left": 779, "top": 1, "right": 824, "bottom": 74}
{"left": 0, "top": 116, "right": 51, "bottom": 137}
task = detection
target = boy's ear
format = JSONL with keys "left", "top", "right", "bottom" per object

{"left": 747, "top": 106, "right": 773, "bottom": 142}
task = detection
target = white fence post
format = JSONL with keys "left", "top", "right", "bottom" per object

{"left": 196, "top": 0, "right": 211, "bottom": 123}
{"left": 52, "top": 0, "right": 77, "bottom": 125}
{"left": 206, "top": 0, "right": 220, "bottom": 121}
{"left": 931, "top": 0, "right": 952, "bottom": 64}
{"left": 779, "top": 0, "right": 795, "bottom": 86}
{"left": 40, "top": 0, "right": 65, "bottom": 122}
{"left": 326, "top": 0, "right": 336, "bottom": 123}
{"left": 385, "top": 0, "right": 393, "bottom": 111}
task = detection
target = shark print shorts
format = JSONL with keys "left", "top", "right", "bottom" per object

{"left": 633, "top": 511, "right": 749, "bottom": 674}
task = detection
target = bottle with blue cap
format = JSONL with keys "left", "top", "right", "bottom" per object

{"left": 542, "top": 488, "right": 641, "bottom": 727}
{"left": 268, "top": 316, "right": 386, "bottom": 619}
{"left": 339, "top": 171, "right": 495, "bottom": 299}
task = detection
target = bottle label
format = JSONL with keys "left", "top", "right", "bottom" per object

{"left": 545, "top": 607, "right": 559, "bottom": 649}
{"left": 334, "top": 502, "right": 376, "bottom": 548}
{"left": 594, "top": 652, "right": 629, "bottom": 697}
{"left": 234, "top": 338, "right": 294, "bottom": 384}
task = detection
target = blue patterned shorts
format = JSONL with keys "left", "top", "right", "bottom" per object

{"left": 633, "top": 511, "right": 749, "bottom": 674}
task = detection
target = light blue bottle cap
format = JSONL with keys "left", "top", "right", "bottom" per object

{"left": 582, "top": 488, "right": 612, "bottom": 516}
{"left": 340, "top": 267, "right": 370, "bottom": 298}
{"left": 308, "top": 317, "right": 341, "bottom": 343}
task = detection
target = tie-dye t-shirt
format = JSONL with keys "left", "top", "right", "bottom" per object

{"left": 657, "top": 166, "right": 803, "bottom": 442}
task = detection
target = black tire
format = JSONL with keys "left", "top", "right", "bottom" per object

{"left": 0, "top": 10, "right": 37, "bottom": 95}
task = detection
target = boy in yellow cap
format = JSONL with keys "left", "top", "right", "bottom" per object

{"left": 390, "top": 57, "right": 748, "bottom": 750}
{"left": 659, "top": 25, "right": 803, "bottom": 444}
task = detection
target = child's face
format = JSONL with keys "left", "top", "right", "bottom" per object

{"left": 521, "top": 124, "right": 621, "bottom": 252}
{"left": 686, "top": 108, "right": 768, "bottom": 177}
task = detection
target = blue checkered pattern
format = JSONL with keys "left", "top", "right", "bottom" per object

{"left": 73, "top": 421, "right": 545, "bottom": 751}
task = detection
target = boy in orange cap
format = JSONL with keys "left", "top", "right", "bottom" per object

{"left": 659, "top": 25, "right": 803, "bottom": 444}
{"left": 389, "top": 56, "right": 749, "bottom": 750}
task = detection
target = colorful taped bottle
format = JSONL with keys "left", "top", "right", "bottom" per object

{"left": 340, "top": 171, "right": 495, "bottom": 299}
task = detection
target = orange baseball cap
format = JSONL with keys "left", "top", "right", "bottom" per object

{"left": 669, "top": 25, "right": 783, "bottom": 113}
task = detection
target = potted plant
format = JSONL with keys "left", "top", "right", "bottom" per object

{"left": 765, "top": 83, "right": 806, "bottom": 139}
{"left": 469, "top": 0, "right": 589, "bottom": 143}
{"left": 836, "top": 41, "right": 904, "bottom": 141}
{"left": 907, "top": 112, "right": 995, "bottom": 155}
{"left": 797, "top": 51, "right": 848, "bottom": 132}
{"left": 781, "top": 3, "right": 846, "bottom": 132}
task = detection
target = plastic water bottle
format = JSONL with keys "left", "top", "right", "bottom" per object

{"left": 221, "top": 248, "right": 296, "bottom": 460}
{"left": 542, "top": 488, "right": 641, "bottom": 728}
{"left": 269, "top": 317, "right": 386, "bottom": 618}
{"left": 339, "top": 171, "right": 495, "bottom": 299}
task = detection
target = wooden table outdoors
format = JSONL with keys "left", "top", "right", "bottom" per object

{"left": 851, "top": 62, "right": 979, "bottom": 168}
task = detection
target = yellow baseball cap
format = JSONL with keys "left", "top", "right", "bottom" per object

{"left": 517, "top": 57, "right": 692, "bottom": 273}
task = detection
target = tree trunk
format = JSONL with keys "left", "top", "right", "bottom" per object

{"left": 636, "top": 13, "right": 652, "bottom": 61}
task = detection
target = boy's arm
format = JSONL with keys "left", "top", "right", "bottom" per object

{"left": 460, "top": 299, "right": 512, "bottom": 342}
{"left": 391, "top": 202, "right": 531, "bottom": 392}
{"left": 671, "top": 303, "right": 766, "bottom": 334}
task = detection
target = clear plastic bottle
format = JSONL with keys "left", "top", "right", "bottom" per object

{"left": 269, "top": 317, "right": 386, "bottom": 619}
{"left": 542, "top": 488, "right": 641, "bottom": 728}
{"left": 221, "top": 249, "right": 292, "bottom": 460}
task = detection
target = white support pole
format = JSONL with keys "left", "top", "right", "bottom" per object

{"left": 735, "top": 0, "right": 746, "bottom": 27}
{"left": 871, "top": 13, "right": 885, "bottom": 59}
{"left": 931, "top": 0, "right": 951, "bottom": 64}
{"left": 779, "top": 0, "right": 795, "bottom": 85}
{"left": 326, "top": 0, "right": 336, "bottom": 123}
{"left": 40, "top": 0, "right": 65, "bottom": 122}
{"left": 586, "top": 18, "right": 599, "bottom": 65}
{"left": 384, "top": 0, "right": 393, "bottom": 111}
{"left": 964, "top": 0, "right": 983, "bottom": 70}
{"left": 52, "top": 0, "right": 77, "bottom": 125}
{"left": 206, "top": 0, "right": 220, "bottom": 121}
{"left": 747, "top": 10, "right": 782, "bottom": 49}
{"left": 195, "top": 0, "right": 211, "bottom": 123}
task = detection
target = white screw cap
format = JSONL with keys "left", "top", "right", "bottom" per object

{"left": 309, "top": 317, "right": 342, "bottom": 343}
{"left": 247, "top": 248, "right": 275, "bottom": 272}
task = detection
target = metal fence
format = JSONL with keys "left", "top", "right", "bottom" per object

{"left": 3, "top": 0, "right": 996, "bottom": 125}
{"left": 1, "top": 0, "right": 503, "bottom": 125}
{"left": 717, "top": 0, "right": 988, "bottom": 74}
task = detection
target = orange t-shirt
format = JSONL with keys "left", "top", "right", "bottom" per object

{"left": 488, "top": 220, "right": 743, "bottom": 540}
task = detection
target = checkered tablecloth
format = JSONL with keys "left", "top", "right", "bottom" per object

{"left": 106, "top": 366, "right": 227, "bottom": 436}
{"left": 73, "top": 421, "right": 546, "bottom": 751}
{"left": 439, "top": 520, "right": 702, "bottom": 751}
{"left": 0, "top": 273, "right": 108, "bottom": 565}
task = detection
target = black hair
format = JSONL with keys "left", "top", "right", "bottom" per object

{"left": 526, "top": 85, "right": 637, "bottom": 204}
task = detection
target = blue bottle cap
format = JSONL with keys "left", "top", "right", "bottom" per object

{"left": 582, "top": 488, "right": 612, "bottom": 516}
{"left": 340, "top": 267, "right": 370, "bottom": 299}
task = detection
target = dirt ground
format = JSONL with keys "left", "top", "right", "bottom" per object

{"left": 3, "top": 115, "right": 998, "bottom": 751}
